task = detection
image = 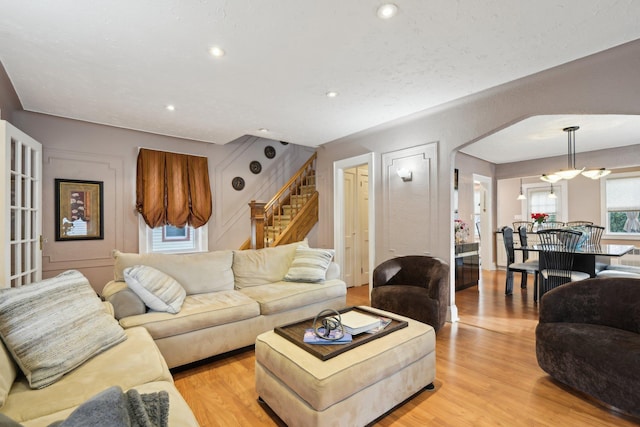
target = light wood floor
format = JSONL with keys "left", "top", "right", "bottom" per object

{"left": 173, "top": 270, "right": 639, "bottom": 426}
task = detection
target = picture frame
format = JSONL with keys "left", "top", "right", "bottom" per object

{"left": 55, "top": 179, "right": 104, "bottom": 241}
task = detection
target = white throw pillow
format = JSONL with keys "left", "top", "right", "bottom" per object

{"left": 124, "top": 265, "right": 186, "bottom": 314}
{"left": 284, "top": 247, "right": 335, "bottom": 283}
{"left": 0, "top": 270, "right": 127, "bottom": 389}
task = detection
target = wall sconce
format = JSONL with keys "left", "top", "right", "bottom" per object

{"left": 397, "top": 168, "right": 412, "bottom": 182}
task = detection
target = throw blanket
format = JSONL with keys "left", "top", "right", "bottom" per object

{"left": 47, "top": 386, "right": 169, "bottom": 427}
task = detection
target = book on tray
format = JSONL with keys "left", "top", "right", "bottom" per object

{"left": 365, "top": 316, "right": 392, "bottom": 334}
{"left": 338, "top": 310, "right": 381, "bottom": 335}
{"left": 303, "top": 328, "right": 352, "bottom": 344}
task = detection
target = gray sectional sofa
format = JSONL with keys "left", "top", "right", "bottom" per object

{"left": 102, "top": 240, "right": 348, "bottom": 368}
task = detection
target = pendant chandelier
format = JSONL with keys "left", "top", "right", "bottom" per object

{"left": 540, "top": 126, "right": 611, "bottom": 182}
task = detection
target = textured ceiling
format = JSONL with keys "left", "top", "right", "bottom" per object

{"left": 1, "top": 1, "right": 640, "bottom": 149}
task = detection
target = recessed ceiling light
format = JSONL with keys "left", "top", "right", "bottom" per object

{"left": 326, "top": 91, "right": 339, "bottom": 98}
{"left": 376, "top": 3, "right": 398, "bottom": 19}
{"left": 166, "top": 104, "right": 175, "bottom": 111}
{"left": 258, "top": 128, "right": 269, "bottom": 133}
{"left": 209, "top": 46, "right": 225, "bottom": 57}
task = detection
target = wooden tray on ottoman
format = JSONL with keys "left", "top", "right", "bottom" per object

{"left": 274, "top": 306, "right": 408, "bottom": 361}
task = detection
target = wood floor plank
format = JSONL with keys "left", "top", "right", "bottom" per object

{"left": 173, "top": 270, "right": 639, "bottom": 426}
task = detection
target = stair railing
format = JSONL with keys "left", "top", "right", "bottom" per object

{"left": 247, "top": 152, "right": 317, "bottom": 249}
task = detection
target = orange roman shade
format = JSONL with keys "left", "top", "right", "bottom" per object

{"left": 136, "top": 148, "right": 212, "bottom": 229}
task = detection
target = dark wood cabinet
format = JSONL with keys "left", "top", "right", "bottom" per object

{"left": 455, "top": 243, "right": 479, "bottom": 291}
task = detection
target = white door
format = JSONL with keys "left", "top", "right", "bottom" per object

{"left": 0, "top": 121, "right": 42, "bottom": 288}
{"left": 343, "top": 168, "right": 357, "bottom": 287}
{"left": 357, "top": 166, "right": 369, "bottom": 285}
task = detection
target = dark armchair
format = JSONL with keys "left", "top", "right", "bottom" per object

{"left": 370, "top": 256, "right": 449, "bottom": 333}
{"left": 536, "top": 277, "right": 640, "bottom": 416}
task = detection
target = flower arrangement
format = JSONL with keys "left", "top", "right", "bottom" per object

{"left": 454, "top": 219, "right": 470, "bottom": 243}
{"left": 531, "top": 212, "right": 549, "bottom": 224}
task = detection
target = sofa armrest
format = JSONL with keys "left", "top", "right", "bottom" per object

{"left": 326, "top": 262, "right": 341, "bottom": 280}
{"left": 102, "top": 280, "right": 146, "bottom": 320}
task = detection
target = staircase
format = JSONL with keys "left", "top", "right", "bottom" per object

{"left": 242, "top": 153, "right": 318, "bottom": 249}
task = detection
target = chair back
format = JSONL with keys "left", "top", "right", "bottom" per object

{"left": 372, "top": 255, "right": 449, "bottom": 289}
{"left": 538, "top": 221, "right": 565, "bottom": 230}
{"left": 512, "top": 221, "right": 533, "bottom": 232}
{"left": 584, "top": 224, "right": 604, "bottom": 246}
{"left": 517, "top": 226, "right": 530, "bottom": 261}
{"left": 537, "top": 228, "right": 582, "bottom": 290}
{"left": 501, "top": 226, "right": 516, "bottom": 265}
{"left": 566, "top": 220, "right": 594, "bottom": 226}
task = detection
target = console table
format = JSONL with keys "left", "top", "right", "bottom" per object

{"left": 455, "top": 242, "right": 479, "bottom": 291}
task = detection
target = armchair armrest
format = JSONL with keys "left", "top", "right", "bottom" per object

{"left": 101, "top": 280, "right": 146, "bottom": 320}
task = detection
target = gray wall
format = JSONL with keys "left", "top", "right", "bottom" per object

{"left": 4, "top": 107, "right": 313, "bottom": 290}
{"left": 3, "top": 38, "right": 640, "bottom": 299}
{"left": 315, "top": 39, "right": 640, "bottom": 306}
{"left": 0, "top": 62, "right": 21, "bottom": 121}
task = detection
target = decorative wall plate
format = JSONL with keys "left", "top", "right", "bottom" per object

{"left": 250, "top": 160, "right": 262, "bottom": 174}
{"left": 264, "top": 146, "right": 276, "bottom": 159}
{"left": 232, "top": 176, "right": 245, "bottom": 191}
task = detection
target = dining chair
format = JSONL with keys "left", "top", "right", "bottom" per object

{"left": 517, "top": 226, "right": 540, "bottom": 299}
{"left": 501, "top": 226, "right": 539, "bottom": 296}
{"left": 565, "top": 220, "right": 594, "bottom": 227}
{"left": 512, "top": 221, "right": 533, "bottom": 232}
{"left": 536, "top": 229, "right": 590, "bottom": 301}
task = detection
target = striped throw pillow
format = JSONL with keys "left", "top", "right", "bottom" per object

{"left": 284, "top": 247, "right": 335, "bottom": 283}
{"left": 124, "top": 265, "right": 186, "bottom": 313}
{"left": 0, "top": 270, "right": 127, "bottom": 389}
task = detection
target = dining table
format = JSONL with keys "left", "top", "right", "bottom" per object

{"left": 516, "top": 243, "right": 635, "bottom": 278}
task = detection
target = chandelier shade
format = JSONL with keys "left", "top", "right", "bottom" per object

{"left": 540, "top": 125, "right": 610, "bottom": 182}
{"left": 540, "top": 174, "right": 562, "bottom": 183}
{"left": 582, "top": 168, "right": 612, "bottom": 179}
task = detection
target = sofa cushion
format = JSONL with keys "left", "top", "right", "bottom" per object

{"left": 284, "top": 247, "right": 335, "bottom": 283}
{"left": 0, "top": 270, "right": 127, "bottom": 389}
{"left": 233, "top": 240, "right": 307, "bottom": 288}
{"left": 0, "top": 339, "right": 17, "bottom": 409}
{"left": 112, "top": 249, "right": 234, "bottom": 295}
{"left": 0, "top": 327, "right": 172, "bottom": 423}
{"left": 239, "top": 279, "right": 347, "bottom": 315}
{"left": 17, "top": 381, "right": 199, "bottom": 427}
{"left": 118, "top": 290, "right": 261, "bottom": 339}
{"left": 124, "top": 265, "right": 186, "bottom": 314}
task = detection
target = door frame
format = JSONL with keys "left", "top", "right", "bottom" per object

{"left": 333, "top": 153, "right": 376, "bottom": 292}
{"left": 472, "top": 173, "right": 493, "bottom": 273}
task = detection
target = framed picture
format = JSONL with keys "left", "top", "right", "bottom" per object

{"left": 55, "top": 179, "right": 104, "bottom": 241}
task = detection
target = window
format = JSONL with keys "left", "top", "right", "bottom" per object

{"left": 523, "top": 182, "right": 566, "bottom": 223}
{"left": 138, "top": 219, "right": 208, "bottom": 254}
{"left": 601, "top": 172, "right": 640, "bottom": 239}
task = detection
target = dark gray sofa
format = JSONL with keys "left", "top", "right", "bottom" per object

{"left": 536, "top": 277, "right": 640, "bottom": 416}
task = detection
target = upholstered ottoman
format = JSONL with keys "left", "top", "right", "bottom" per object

{"left": 255, "top": 306, "right": 436, "bottom": 426}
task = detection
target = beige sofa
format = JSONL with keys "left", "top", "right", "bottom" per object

{"left": 0, "top": 301, "right": 198, "bottom": 426}
{"left": 102, "top": 241, "right": 348, "bottom": 368}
